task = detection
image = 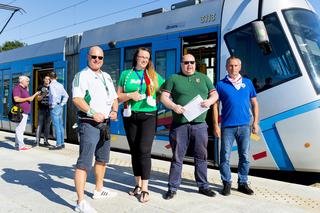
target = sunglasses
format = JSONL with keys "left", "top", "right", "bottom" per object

{"left": 90, "top": 55, "right": 104, "bottom": 60}
{"left": 182, "top": 61, "right": 195, "bottom": 65}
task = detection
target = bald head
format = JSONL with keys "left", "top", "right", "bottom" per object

{"left": 88, "top": 46, "right": 104, "bottom": 72}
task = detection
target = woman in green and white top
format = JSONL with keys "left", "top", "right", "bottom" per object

{"left": 117, "top": 47, "right": 164, "bottom": 203}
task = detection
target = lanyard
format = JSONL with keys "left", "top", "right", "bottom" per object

{"left": 96, "top": 72, "right": 109, "bottom": 96}
{"left": 134, "top": 69, "right": 144, "bottom": 94}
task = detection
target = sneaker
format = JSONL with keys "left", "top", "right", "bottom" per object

{"left": 164, "top": 190, "right": 177, "bottom": 200}
{"left": 74, "top": 200, "right": 97, "bottom": 213}
{"left": 92, "top": 187, "right": 117, "bottom": 199}
{"left": 199, "top": 188, "right": 216, "bottom": 197}
{"left": 18, "top": 147, "right": 31, "bottom": 151}
{"left": 238, "top": 183, "right": 254, "bottom": 195}
{"left": 221, "top": 183, "right": 231, "bottom": 196}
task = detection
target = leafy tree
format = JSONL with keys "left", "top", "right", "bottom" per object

{"left": 0, "top": 40, "right": 26, "bottom": 52}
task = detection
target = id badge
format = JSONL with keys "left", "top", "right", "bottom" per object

{"left": 123, "top": 105, "right": 132, "bottom": 117}
{"left": 140, "top": 94, "right": 146, "bottom": 100}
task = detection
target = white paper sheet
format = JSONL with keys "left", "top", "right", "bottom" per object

{"left": 183, "top": 95, "right": 209, "bottom": 122}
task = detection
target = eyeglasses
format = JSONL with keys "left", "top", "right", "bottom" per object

{"left": 137, "top": 55, "right": 150, "bottom": 60}
{"left": 182, "top": 61, "right": 195, "bottom": 65}
{"left": 90, "top": 55, "right": 104, "bottom": 60}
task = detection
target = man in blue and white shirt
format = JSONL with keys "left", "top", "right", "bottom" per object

{"left": 48, "top": 71, "right": 69, "bottom": 150}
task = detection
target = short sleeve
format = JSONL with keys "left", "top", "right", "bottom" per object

{"left": 248, "top": 80, "right": 257, "bottom": 98}
{"left": 118, "top": 70, "right": 128, "bottom": 88}
{"left": 161, "top": 76, "right": 174, "bottom": 93}
{"left": 12, "top": 86, "right": 21, "bottom": 98}
{"left": 204, "top": 74, "right": 215, "bottom": 93}
{"left": 157, "top": 73, "right": 165, "bottom": 88}
{"left": 72, "top": 72, "right": 87, "bottom": 98}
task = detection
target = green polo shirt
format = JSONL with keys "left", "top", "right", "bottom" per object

{"left": 162, "top": 71, "right": 215, "bottom": 123}
{"left": 118, "top": 69, "right": 165, "bottom": 112}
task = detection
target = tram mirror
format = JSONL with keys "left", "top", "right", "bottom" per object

{"left": 108, "top": 41, "right": 117, "bottom": 49}
{"left": 252, "top": 21, "right": 272, "bottom": 55}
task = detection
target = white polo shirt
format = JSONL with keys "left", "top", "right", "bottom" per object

{"left": 72, "top": 66, "right": 117, "bottom": 118}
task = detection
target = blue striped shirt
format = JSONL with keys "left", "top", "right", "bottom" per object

{"left": 49, "top": 79, "right": 69, "bottom": 108}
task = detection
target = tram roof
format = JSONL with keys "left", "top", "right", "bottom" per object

{"left": 80, "top": 0, "right": 223, "bottom": 49}
{"left": 0, "top": 37, "right": 65, "bottom": 64}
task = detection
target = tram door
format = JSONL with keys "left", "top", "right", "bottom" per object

{"left": 153, "top": 39, "right": 181, "bottom": 137}
{"left": 182, "top": 32, "right": 219, "bottom": 165}
{"left": 32, "top": 63, "right": 54, "bottom": 132}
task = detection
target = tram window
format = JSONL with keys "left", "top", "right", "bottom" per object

{"left": 225, "top": 13, "right": 301, "bottom": 92}
{"left": 3, "top": 74, "right": 10, "bottom": 118}
{"left": 284, "top": 9, "right": 320, "bottom": 94}
{"left": 155, "top": 49, "right": 176, "bottom": 78}
{"left": 124, "top": 45, "right": 151, "bottom": 70}
{"left": 102, "top": 49, "right": 120, "bottom": 87}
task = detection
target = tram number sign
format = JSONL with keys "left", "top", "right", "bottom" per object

{"left": 200, "top": 14, "right": 216, "bottom": 23}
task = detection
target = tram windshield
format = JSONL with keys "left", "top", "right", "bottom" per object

{"left": 284, "top": 9, "right": 320, "bottom": 94}
{"left": 224, "top": 13, "right": 301, "bottom": 92}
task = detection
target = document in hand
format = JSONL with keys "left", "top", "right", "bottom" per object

{"left": 183, "top": 95, "right": 209, "bottom": 122}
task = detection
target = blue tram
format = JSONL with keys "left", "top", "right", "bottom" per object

{"left": 0, "top": 0, "right": 319, "bottom": 172}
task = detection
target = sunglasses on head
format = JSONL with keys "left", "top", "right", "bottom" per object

{"left": 90, "top": 55, "right": 104, "bottom": 60}
{"left": 182, "top": 61, "right": 195, "bottom": 65}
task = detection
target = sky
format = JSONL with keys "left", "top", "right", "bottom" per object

{"left": 0, "top": 0, "right": 320, "bottom": 46}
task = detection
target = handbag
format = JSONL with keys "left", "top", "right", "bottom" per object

{"left": 8, "top": 104, "right": 24, "bottom": 123}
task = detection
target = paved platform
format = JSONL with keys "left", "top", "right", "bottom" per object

{"left": 0, "top": 130, "right": 320, "bottom": 213}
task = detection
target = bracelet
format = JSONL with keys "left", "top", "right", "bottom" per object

{"left": 86, "top": 108, "right": 96, "bottom": 117}
{"left": 126, "top": 93, "right": 130, "bottom": 98}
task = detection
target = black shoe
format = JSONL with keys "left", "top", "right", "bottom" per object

{"left": 43, "top": 142, "right": 50, "bottom": 146}
{"left": 221, "top": 183, "right": 231, "bottom": 196}
{"left": 164, "top": 190, "right": 176, "bottom": 200}
{"left": 49, "top": 146, "right": 62, "bottom": 150}
{"left": 61, "top": 144, "right": 65, "bottom": 149}
{"left": 238, "top": 183, "right": 254, "bottom": 195}
{"left": 199, "top": 188, "right": 216, "bottom": 197}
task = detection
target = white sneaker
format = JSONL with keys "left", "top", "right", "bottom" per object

{"left": 92, "top": 187, "right": 117, "bottom": 199}
{"left": 74, "top": 200, "right": 97, "bottom": 213}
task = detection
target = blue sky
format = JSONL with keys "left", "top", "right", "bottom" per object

{"left": 0, "top": 0, "right": 320, "bottom": 45}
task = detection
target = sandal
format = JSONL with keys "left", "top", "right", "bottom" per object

{"left": 128, "top": 185, "right": 141, "bottom": 196}
{"left": 140, "top": 191, "right": 150, "bottom": 203}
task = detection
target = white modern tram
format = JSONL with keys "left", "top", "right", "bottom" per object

{"left": 0, "top": 0, "right": 319, "bottom": 172}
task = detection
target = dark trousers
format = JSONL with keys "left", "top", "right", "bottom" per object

{"left": 123, "top": 111, "right": 156, "bottom": 180}
{"left": 168, "top": 122, "right": 209, "bottom": 191}
{"left": 36, "top": 108, "right": 51, "bottom": 144}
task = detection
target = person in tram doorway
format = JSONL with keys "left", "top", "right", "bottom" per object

{"left": 34, "top": 75, "right": 51, "bottom": 147}
{"left": 160, "top": 54, "right": 219, "bottom": 200}
{"left": 13, "top": 75, "right": 40, "bottom": 151}
{"left": 213, "top": 56, "right": 259, "bottom": 196}
{"left": 73, "top": 46, "right": 119, "bottom": 213}
{"left": 48, "top": 71, "right": 69, "bottom": 150}
{"left": 117, "top": 47, "right": 164, "bottom": 203}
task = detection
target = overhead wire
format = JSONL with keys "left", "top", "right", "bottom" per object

{"left": 20, "top": 0, "right": 161, "bottom": 41}
{"left": 6, "top": 0, "right": 89, "bottom": 31}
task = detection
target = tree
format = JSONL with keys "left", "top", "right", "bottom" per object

{"left": 0, "top": 40, "right": 26, "bottom": 52}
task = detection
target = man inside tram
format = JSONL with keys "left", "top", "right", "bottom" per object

{"left": 160, "top": 53, "right": 219, "bottom": 200}
{"left": 213, "top": 56, "right": 259, "bottom": 196}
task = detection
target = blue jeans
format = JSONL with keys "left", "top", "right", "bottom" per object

{"left": 220, "top": 125, "right": 251, "bottom": 184}
{"left": 50, "top": 105, "right": 64, "bottom": 146}
{"left": 168, "top": 122, "right": 209, "bottom": 191}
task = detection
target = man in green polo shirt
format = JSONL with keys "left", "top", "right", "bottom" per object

{"left": 161, "top": 54, "right": 218, "bottom": 200}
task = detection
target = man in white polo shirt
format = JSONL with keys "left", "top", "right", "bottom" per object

{"left": 72, "top": 46, "right": 118, "bottom": 213}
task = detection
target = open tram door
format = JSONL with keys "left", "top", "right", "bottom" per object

{"left": 181, "top": 32, "right": 219, "bottom": 166}
{"left": 32, "top": 63, "right": 54, "bottom": 136}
